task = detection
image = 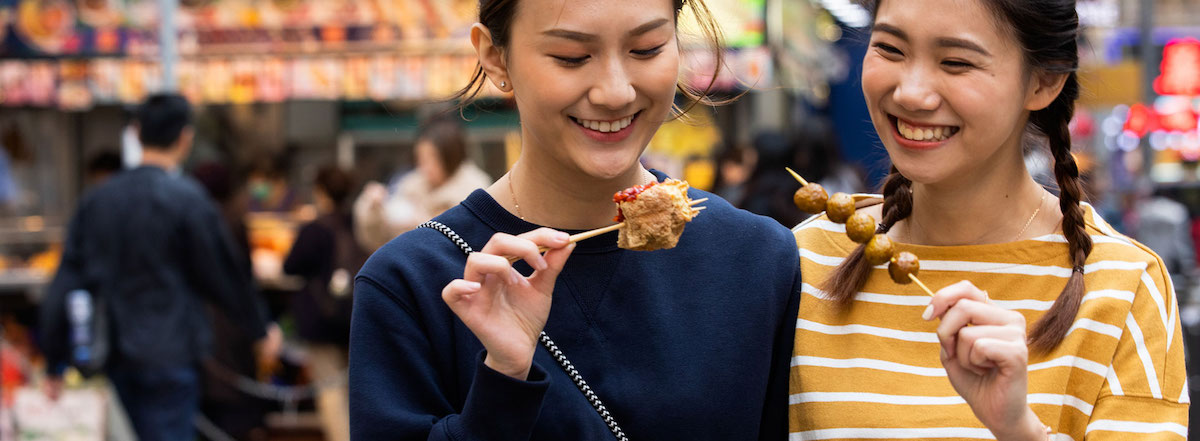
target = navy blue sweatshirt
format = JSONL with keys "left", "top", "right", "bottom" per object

{"left": 349, "top": 173, "right": 802, "bottom": 440}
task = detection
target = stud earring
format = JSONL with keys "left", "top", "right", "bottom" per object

{"left": 500, "top": 81, "right": 507, "bottom": 88}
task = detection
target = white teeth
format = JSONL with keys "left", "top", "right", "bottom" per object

{"left": 897, "top": 119, "right": 955, "bottom": 142}
{"left": 577, "top": 116, "right": 634, "bottom": 133}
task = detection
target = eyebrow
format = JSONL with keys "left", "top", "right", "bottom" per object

{"left": 873, "top": 22, "right": 992, "bottom": 57}
{"left": 936, "top": 37, "right": 991, "bottom": 57}
{"left": 542, "top": 18, "right": 670, "bottom": 42}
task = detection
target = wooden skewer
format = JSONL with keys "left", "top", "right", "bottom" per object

{"left": 908, "top": 273, "right": 936, "bottom": 297}
{"left": 508, "top": 222, "right": 625, "bottom": 263}
{"left": 785, "top": 167, "right": 809, "bottom": 187}
{"left": 689, "top": 198, "right": 709, "bottom": 206}
{"left": 507, "top": 203, "right": 710, "bottom": 264}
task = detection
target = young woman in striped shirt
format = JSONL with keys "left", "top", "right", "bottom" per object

{"left": 789, "top": 0, "right": 1188, "bottom": 439}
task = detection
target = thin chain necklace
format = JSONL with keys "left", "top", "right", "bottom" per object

{"left": 1013, "top": 191, "right": 1048, "bottom": 241}
{"left": 508, "top": 171, "right": 524, "bottom": 221}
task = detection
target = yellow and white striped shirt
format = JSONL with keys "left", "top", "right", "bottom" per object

{"left": 789, "top": 200, "right": 1188, "bottom": 440}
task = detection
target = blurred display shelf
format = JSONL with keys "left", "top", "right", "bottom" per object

{"left": 176, "top": 38, "right": 473, "bottom": 58}
{"left": 0, "top": 269, "right": 52, "bottom": 293}
{"left": 0, "top": 227, "right": 64, "bottom": 245}
{"left": 0, "top": 217, "right": 65, "bottom": 245}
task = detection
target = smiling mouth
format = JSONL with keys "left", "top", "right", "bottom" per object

{"left": 890, "top": 115, "right": 960, "bottom": 142}
{"left": 571, "top": 111, "right": 641, "bottom": 133}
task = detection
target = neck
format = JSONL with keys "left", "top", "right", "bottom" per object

{"left": 494, "top": 156, "right": 652, "bottom": 230}
{"left": 899, "top": 153, "right": 1055, "bottom": 246}
{"left": 140, "top": 148, "right": 179, "bottom": 171}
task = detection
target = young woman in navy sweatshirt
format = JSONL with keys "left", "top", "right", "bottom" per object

{"left": 348, "top": 1, "right": 803, "bottom": 439}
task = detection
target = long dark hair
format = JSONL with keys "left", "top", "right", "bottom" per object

{"left": 827, "top": 0, "right": 1089, "bottom": 353}
{"left": 452, "top": 0, "right": 729, "bottom": 117}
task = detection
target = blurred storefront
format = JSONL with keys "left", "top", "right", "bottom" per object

{"left": 0, "top": 0, "right": 850, "bottom": 300}
{"left": 0, "top": 1, "right": 852, "bottom": 438}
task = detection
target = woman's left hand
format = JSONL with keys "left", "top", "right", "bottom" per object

{"left": 925, "top": 280, "right": 1046, "bottom": 441}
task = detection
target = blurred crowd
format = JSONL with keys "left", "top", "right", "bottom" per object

{"left": 30, "top": 94, "right": 495, "bottom": 441}
{"left": 27, "top": 93, "right": 1200, "bottom": 440}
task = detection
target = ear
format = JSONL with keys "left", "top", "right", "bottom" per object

{"left": 175, "top": 126, "right": 195, "bottom": 152}
{"left": 1024, "top": 70, "right": 1069, "bottom": 112}
{"left": 470, "top": 23, "right": 510, "bottom": 92}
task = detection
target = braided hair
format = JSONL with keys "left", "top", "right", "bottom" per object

{"left": 827, "top": 0, "right": 1087, "bottom": 353}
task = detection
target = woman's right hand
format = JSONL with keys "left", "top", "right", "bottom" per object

{"left": 442, "top": 228, "right": 574, "bottom": 380}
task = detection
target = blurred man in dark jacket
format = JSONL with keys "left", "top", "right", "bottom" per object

{"left": 39, "top": 93, "right": 271, "bottom": 441}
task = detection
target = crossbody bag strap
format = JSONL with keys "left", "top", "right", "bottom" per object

{"left": 418, "top": 221, "right": 629, "bottom": 441}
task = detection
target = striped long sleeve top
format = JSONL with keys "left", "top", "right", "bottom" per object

{"left": 789, "top": 199, "right": 1188, "bottom": 440}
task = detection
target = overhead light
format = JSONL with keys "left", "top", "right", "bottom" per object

{"left": 815, "top": 0, "right": 871, "bottom": 28}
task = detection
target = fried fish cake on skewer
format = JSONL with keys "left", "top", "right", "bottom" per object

{"left": 614, "top": 179, "right": 699, "bottom": 251}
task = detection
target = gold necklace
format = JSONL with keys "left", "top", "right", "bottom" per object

{"left": 507, "top": 172, "right": 524, "bottom": 220}
{"left": 1013, "top": 191, "right": 1048, "bottom": 241}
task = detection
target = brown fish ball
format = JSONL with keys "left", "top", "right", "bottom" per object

{"left": 888, "top": 251, "right": 920, "bottom": 284}
{"left": 793, "top": 184, "right": 828, "bottom": 214}
{"left": 826, "top": 193, "right": 856, "bottom": 223}
{"left": 864, "top": 234, "right": 896, "bottom": 266}
{"left": 845, "top": 212, "right": 877, "bottom": 244}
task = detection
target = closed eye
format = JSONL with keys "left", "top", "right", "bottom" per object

{"left": 552, "top": 55, "right": 589, "bottom": 66}
{"left": 632, "top": 43, "right": 667, "bottom": 57}
{"left": 872, "top": 42, "right": 903, "bottom": 56}
{"left": 942, "top": 59, "right": 976, "bottom": 70}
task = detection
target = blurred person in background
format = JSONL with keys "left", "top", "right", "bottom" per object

{"left": 1129, "top": 184, "right": 1197, "bottom": 304}
{"left": 739, "top": 131, "right": 807, "bottom": 226}
{"left": 283, "top": 165, "right": 367, "bottom": 441}
{"left": 353, "top": 117, "right": 492, "bottom": 252}
{"left": 38, "top": 94, "right": 274, "bottom": 441}
{"left": 0, "top": 127, "right": 27, "bottom": 213}
{"left": 791, "top": 116, "right": 865, "bottom": 196}
{"left": 193, "top": 161, "right": 276, "bottom": 441}
{"left": 246, "top": 150, "right": 297, "bottom": 213}
{"left": 83, "top": 149, "right": 123, "bottom": 189}
{"left": 710, "top": 145, "right": 755, "bottom": 206}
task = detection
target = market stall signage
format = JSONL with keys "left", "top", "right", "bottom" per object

{"left": 1154, "top": 38, "right": 1200, "bottom": 96}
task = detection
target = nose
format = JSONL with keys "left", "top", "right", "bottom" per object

{"left": 892, "top": 68, "right": 942, "bottom": 112}
{"left": 588, "top": 58, "right": 637, "bottom": 110}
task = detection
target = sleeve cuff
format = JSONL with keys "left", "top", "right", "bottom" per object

{"left": 455, "top": 350, "right": 550, "bottom": 439}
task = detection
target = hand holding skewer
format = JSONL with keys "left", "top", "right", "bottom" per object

{"left": 506, "top": 198, "right": 708, "bottom": 263}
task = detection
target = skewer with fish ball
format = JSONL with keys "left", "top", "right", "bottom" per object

{"left": 787, "top": 167, "right": 828, "bottom": 214}
{"left": 786, "top": 168, "right": 935, "bottom": 297}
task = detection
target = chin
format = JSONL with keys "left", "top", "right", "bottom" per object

{"left": 577, "top": 153, "right": 643, "bottom": 180}
{"left": 891, "top": 162, "right": 952, "bottom": 187}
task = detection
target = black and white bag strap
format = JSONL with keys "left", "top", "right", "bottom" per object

{"left": 418, "top": 221, "right": 629, "bottom": 441}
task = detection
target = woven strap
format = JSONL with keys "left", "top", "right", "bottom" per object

{"left": 418, "top": 221, "right": 629, "bottom": 441}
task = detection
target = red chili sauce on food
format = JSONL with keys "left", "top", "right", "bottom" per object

{"left": 612, "top": 182, "right": 657, "bottom": 222}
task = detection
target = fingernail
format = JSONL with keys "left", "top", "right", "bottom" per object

{"left": 509, "top": 269, "right": 523, "bottom": 285}
{"left": 534, "top": 256, "right": 549, "bottom": 271}
{"left": 464, "top": 281, "right": 482, "bottom": 292}
{"left": 555, "top": 232, "right": 569, "bottom": 243}
{"left": 939, "top": 347, "right": 947, "bottom": 359}
{"left": 922, "top": 304, "right": 933, "bottom": 321}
